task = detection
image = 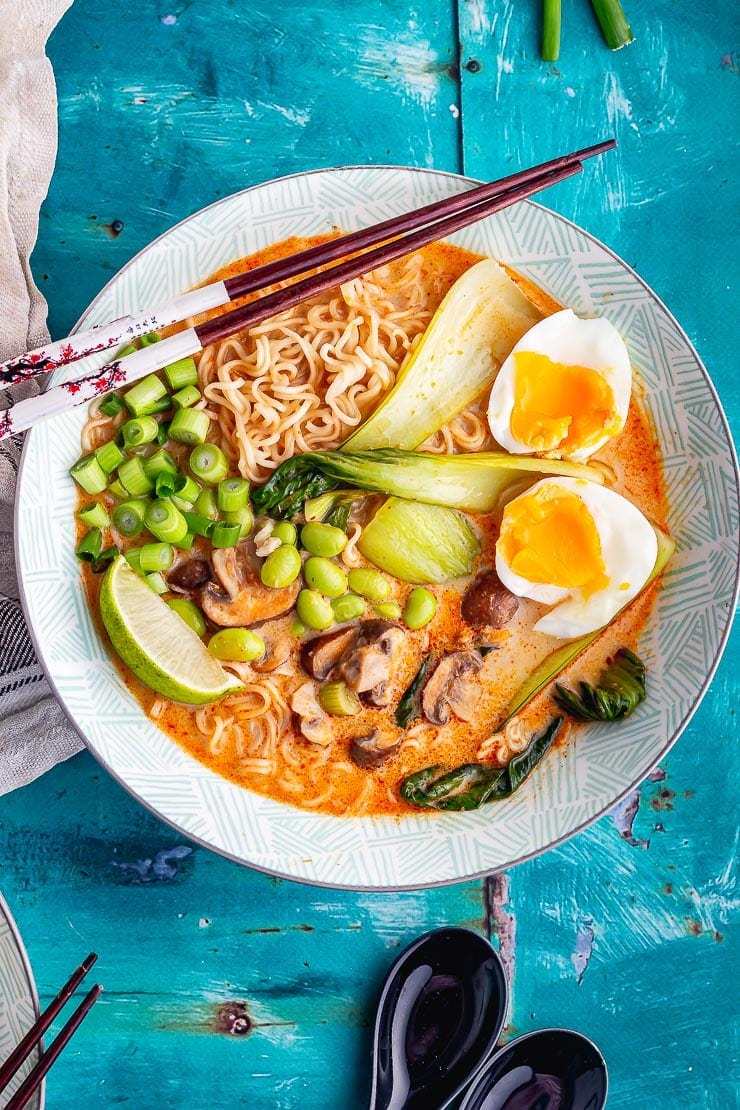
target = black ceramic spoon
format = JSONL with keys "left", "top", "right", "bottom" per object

{"left": 368, "top": 927, "right": 508, "bottom": 1110}
{"left": 458, "top": 1028, "right": 608, "bottom": 1110}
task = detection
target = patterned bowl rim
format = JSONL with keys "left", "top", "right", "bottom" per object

{"left": 0, "top": 890, "right": 44, "bottom": 1108}
{"left": 17, "top": 164, "right": 739, "bottom": 891}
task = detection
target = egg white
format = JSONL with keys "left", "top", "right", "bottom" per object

{"left": 495, "top": 477, "right": 658, "bottom": 639}
{"left": 487, "top": 309, "right": 632, "bottom": 462}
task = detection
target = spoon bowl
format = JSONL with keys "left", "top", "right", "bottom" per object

{"left": 368, "top": 927, "right": 508, "bottom": 1110}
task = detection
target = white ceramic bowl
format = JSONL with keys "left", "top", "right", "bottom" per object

{"left": 0, "top": 892, "right": 43, "bottom": 1108}
{"left": 16, "top": 166, "right": 739, "bottom": 889}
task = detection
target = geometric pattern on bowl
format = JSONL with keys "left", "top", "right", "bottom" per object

{"left": 0, "top": 893, "right": 43, "bottom": 1108}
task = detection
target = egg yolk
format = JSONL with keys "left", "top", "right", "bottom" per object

{"left": 510, "top": 351, "right": 621, "bottom": 453}
{"left": 498, "top": 485, "right": 609, "bottom": 595}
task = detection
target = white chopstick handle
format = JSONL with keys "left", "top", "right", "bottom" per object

{"left": 0, "top": 329, "right": 203, "bottom": 441}
{"left": 0, "top": 282, "right": 228, "bottom": 388}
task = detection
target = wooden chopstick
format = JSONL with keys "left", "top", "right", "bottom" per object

{"left": 0, "top": 138, "right": 615, "bottom": 391}
{"left": 0, "top": 952, "right": 97, "bottom": 1094}
{"left": 0, "top": 141, "right": 612, "bottom": 442}
{"left": 4, "top": 985, "right": 103, "bottom": 1110}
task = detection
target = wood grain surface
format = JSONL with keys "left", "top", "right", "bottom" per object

{"left": 2, "top": 1, "right": 737, "bottom": 1106}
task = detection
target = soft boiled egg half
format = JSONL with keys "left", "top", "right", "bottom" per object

{"left": 496, "top": 477, "right": 658, "bottom": 639}
{"left": 487, "top": 309, "right": 631, "bottom": 462}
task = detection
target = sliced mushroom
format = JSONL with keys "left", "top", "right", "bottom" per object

{"left": 299, "top": 625, "right": 361, "bottom": 682}
{"left": 350, "top": 729, "right": 402, "bottom": 769}
{"left": 339, "top": 621, "right": 406, "bottom": 694}
{"left": 461, "top": 569, "right": 519, "bottom": 629}
{"left": 167, "top": 558, "right": 212, "bottom": 594}
{"left": 360, "top": 682, "right": 391, "bottom": 708}
{"left": 422, "top": 651, "right": 483, "bottom": 725}
{"left": 200, "top": 539, "right": 300, "bottom": 627}
{"left": 290, "top": 682, "right": 333, "bottom": 747}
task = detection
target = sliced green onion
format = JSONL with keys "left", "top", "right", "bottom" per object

{"left": 156, "top": 421, "right": 170, "bottom": 446}
{"left": 94, "top": 440, "right": 125, "bottom": 474}
{"left": 163, "top": 356, "right": 198, "bottom": 391}
{"left": 169, "top": 494, "right": 193, "bottom": 512}
{"left": 182, "top": 511, "right": 215, "bottom": 538}
{"left": 91, "top": 546, "right": 118, "bottom": 573}
{"left": 189, "top": 442, "right": 228, "bottom": 484}
{"left": 139, "top": 542, "right": 174, "bottom": 573}
{"left": 217, "top": 476, "right": 250, "bottom": 512}
{"left": 124, "top": 548, "right": 144, "bottom": 575}
{"left": 121, "top": 415, "right": 159, "bottom": 448}
{"left": 208, "top": 628, "right": 265, "bottom": 663}
{"left": 99, "top": 394, "right": 125, "bottom": 418}
{"left": 541, "top": 0, "right": 561, "bottom": 60}
{"left": 117, "top": 343, "right": 138, "bottom": 358}
{"left": 210, "top": 521, "right": 241, "bottom": 548}
{"left": 318, "top": 681, "right": 362, "bottom": 717}
{"left": 112, "top": 500, "right": 147, "bottom": 537}
{"left": 177, "top": 531, "right": 196, "bottom": 551}
{"left": 174, "top": 474, "right": 201, "bottom": 505}
{"left": 107, "top": 478, "right": 129, "bottom": 500}
{"left": 146, "top": 571, "right": 168, "bottom": 595}
{"left": 76, "top": 528, "right": 102, "bottom": 562}
{"left": 123, "top": 374, "right": 168, "bottom": 417}
{"left": 78, "top": 502, "right": 110, "bottom": 529}
{"left": 194, "top": 486, "right": 218, "bottom": 519}
{"left": 172, "top": 385, "right": 201, "bottom": 410}
{"left": 138, "top": 396, "right": 173, "bottom": 416}
{"left": 168, "top": 407, "right": 210, "bottom": 446}
{"left": 155, "top": 470, "right": 177, "bottom": 498}
{"left": 144, "top": 499, "right": 188, "bottom": 544}
{"left": 224, "top": 505, "right": 254, "bottom": 538}
{"left": 589, "top": 0, "right": 634, "bottom": 49}
{"left": 140, "top": 332, "right": 159, "bottom": 346}
{"left": 143, "top": 448, "right": 177, "bottom": 481}
{"left": 70, "top": 454, "right": 108, "bottom": 495}
{"left": 118, "top": 455, "right": 154, "bottom": 496}
{"left": 167, "top": 597, "right": 206, "bottom": 636}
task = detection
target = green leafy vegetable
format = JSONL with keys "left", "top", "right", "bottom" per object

{"left": 541, "top": 0, "right": 561, "bottom": 60}
{"left": 504, "top": 526, "right": 674, "bottom": 725}
{"left": 395, "top": 654, "right": 434, "bottom": 728}
{"left": 589, "top": 0, "right": 634, "bottom": 50}
{"left": 400, "top": 718, "right": 562, "bottom": 811}
{"left": 343, "top": 258, "right": 542, "bottom": 452}
{"left": 251, "top": 447, "right": 603, "bottom": 519}
{"left": 358, "top": 498, "right": 479, "bottom": 584}
{"left": 554, "top": 648, "right": 646, "bottom": 721}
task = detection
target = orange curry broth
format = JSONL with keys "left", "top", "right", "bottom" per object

{"left": 79, "top": 237, "right": 668, "bottom": 818}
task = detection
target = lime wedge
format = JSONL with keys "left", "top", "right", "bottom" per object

{"left": 99, "top": 556, "right": 243, "bottom": 704}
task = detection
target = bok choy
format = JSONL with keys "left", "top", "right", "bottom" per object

{"left": 251, "top": 447, "right": 604, "bottom": 518}
{"left": 554, "top": 648, "right": 646, "bottom": 721}
{"left": 342, "top": 258, "right": 542, "bottom": 452}
{"left": 357, "top": 498, "right": 479, "bottom": 583}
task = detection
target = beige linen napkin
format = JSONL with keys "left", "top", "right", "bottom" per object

{"left": 0, "top": 0, "right": 82, "bottom": 793}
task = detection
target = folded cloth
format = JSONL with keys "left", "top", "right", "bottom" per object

{"left": 0, "top": 0, "right": 82, "bottom": 794}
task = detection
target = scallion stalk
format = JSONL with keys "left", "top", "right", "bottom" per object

{"left": 91, "top": 546, "right": 118, "bottom": 573}
{"left": 146, "top": 571, "right": 168, "bottom": 595}
{"left": 138, "top": 542, "right": 174, "bottom": 573}
{"left": 155, "top": 470, "right": 177, "bottom": 498}
{"left": 99, "top": 393, "right": 125, "bottom": 418}
{"left": 121, "top": 415, "right": 159, "bottom": 448}
{"left": 156, "top": 422, "right": 170, "bottom": 446}
{"left": 168, "top": 407, "right": 211, "bottom": 445}
{"left": 124, "top": 548, "right": 145, "bottom": 575}
{"left": 182, "top": 511, "right": 215, "bottom": 538}
{"left": 144, "top": 499, "right": 188, "bottom": 545}
{"left": 140, "top": 332, "right": 160, "bottom": 346}
{"left": 112, "top": 500, "right": 148, "bottom": 538}
{"left": 76, "top": 528, "right": 103, "bottom": 562}
{"left": 318, "top": 681, "right": 362, "bottom": 717}
{"left": 217, "top": 476, "right": 250, "bottom": 512}
{"left": 224, "top": 505, "right": 254, "bottom": 537}
{"left": 124, "top": 374, "right": 167, "bottom": 417}
{"left": 118, "top": 455, "right": 154, "bottom": 496}
{"left": 193, "top": 486, "right": 218, "bottom": 519}
{"left": 107, "top": 478, "right": 129, "bottom": 500}
{"left": 70, "top": 454, "right": 108, "bottom": 495}
{"left": 143, "top": 448, "right": 177, "bottom": 481}
{"left": 172, "top": 385, "right": 201, "bottom": 409}
{"left": 167, "top": 597, "right": 206, "bottom": 636}
{"left": 173, "top": 473, "right": 201, "bottom": 505}
{"left": 138, "top": 396, "right": 173, "bottom": 416}
{"left": 589, "top": 0, "right": 634, "bottom": 49}
{"left": 163, "top": 356, "right": 198, "bottom": 391}
{"left": 78, "top": 502, "right": 111, "bottom": 529}
{"left": 210, "top": 521, "right": 241, "bottom": 548}
{"left": 189, "top": 442, "right": 228, "bottom": 484}
{"left": 541, "top": 0, "right": 561, "bottom": 60}
{"left": 177, "top": 532, "right": 196, "bottom": 551}
{"left": 94, "top": 440, "right": 125, "bottom": 474}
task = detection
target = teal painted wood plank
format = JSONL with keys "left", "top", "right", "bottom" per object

{"left": 2, "top": 0, "right": 736, "bottom": 1107}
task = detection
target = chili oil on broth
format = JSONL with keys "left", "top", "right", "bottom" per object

{"left": 78, "top": 237, "right": 668, "bottom": 819}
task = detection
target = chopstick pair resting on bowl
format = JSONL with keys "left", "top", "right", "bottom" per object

{"left": 0, "top": 138, "right": 616, "bottom": 442}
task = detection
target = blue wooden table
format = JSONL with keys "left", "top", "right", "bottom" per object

{"left": 2, "top": 2, "right": 738, "bottom": 1106}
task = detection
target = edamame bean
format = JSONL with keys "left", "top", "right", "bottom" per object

{"left": 272, "top": 521, "right": 297, "bottom": 546}
{"left": 304, "top": 556, "right": 348, "bottom": 598}
{"left": 330, "top": 593, "right": 366, "bottom": 623}
{"left": 300, "top": 521, "right": 347, "bottom": 558}
{"left": 347, "top": 567, "right": 392, "bottom": 602}
{"left": 291, "top": 619, "right": 307, "bottom": 638}
{"left": 260, "top": 544, "right": 302, "bottom": 589}
{"left": 296, "top": 589, "right": 335, "bottom": 630}
{"left": 403, "top": 587, "right": 437, "bottom": 629}
{"left": 167, "top": 597, "right": 206, "bottom": 637}
{"left": 375, "top": 601, "right": 402, "bottom": 620}
{"left": 208, "top": 627, "right": 265, "bottom": 662}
